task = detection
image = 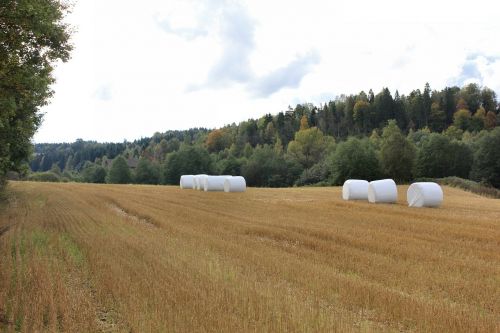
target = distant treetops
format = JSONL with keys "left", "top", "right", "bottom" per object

{"left": 28, "top": 83, "right": 500, "bottom": 189}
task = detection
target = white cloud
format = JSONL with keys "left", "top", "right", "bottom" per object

{"left": 449, "top": 54, "right": 500, "bottom": 94}
{"left": 34, "top": 0, "right": 500, "bottom": 143}
{"left": 249, "top": 51, "right": 320, "bottom": 98}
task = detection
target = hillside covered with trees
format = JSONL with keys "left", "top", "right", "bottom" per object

{"left": 27, "top": 83, "right": 500, "bottom": 188}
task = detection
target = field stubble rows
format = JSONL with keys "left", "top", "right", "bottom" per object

{"left": 0, "top": 182, "right": 499, "bottom": 332}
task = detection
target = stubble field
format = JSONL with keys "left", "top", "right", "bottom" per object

{"left": 0, "top": 181, "right": 499, "bottom": 332}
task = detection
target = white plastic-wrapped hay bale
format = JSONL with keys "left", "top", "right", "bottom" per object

{"left": 179, "top": 175, "right": 194, "bottom": 189}
{"left": 193, "top": 174, "right": 207, "bottom": 190}
{"left": 368, "top": 179, "right": 398, "bottom": 203}
{"left": 342, "top": 179, "right": 369, "bottom": 200}
{"left": 224, "top": 176, "right": 246, "bottom": 192}
{"left": 203, "top": 175, "right": 232, "bottom": 192}
{"left": 407, "top": 182, "right": 443, "bottom": 208}
{"left": 196, "top": 175, "right": 208, "bottom": 191}
{"left": 192, "top": 175, "right": 199, "bottom": 189}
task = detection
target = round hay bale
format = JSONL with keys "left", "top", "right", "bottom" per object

{"left": 180, "top": 175, "right": 194, "bottom": 189}
{"left": 407, "top": 182, "right": 443, "bottom": 207}
{"left": 224, "top": 176, "right": 246, "bottom": 192}
{"left": 342, "top": 179, "right": 369, "bottom": 200}
{"left": 368, "top": 179, "right": 398, "bottom": 203}
{"left": 203, "top": 176, "right": 232, "bottom": 192}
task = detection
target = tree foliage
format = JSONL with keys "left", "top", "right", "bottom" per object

{"left": 380, "top": 120, "right": 416, "bottom": 182}
{"left": 134, "top": 157, "right": 160, "bottom": 184}
{"left": 242, "top": 145, "right": 302, "bottom": 187}
{"left": 206, "top": 128, "right": 231, "bottom": 153}
{"left": 0, "top": 0, "right": 72, "bottom": 188}
{"left": 484, "top": 111, "right": 497, "bottom": 130}
{"left": 415, "top": 134, "right": 472, "bottom": 179}
{"left": 82, "top": 162, "right": 106, "bottom": 183}
{"left": 453, "top": 109, "right": 471, "bottom": 131}
{"left": 470, "top": 107, "right": 486, "bottom": 132}
{"left": 353, "top": 100, "right": 371, "bottom": 133}
{"left": 107, "top": 156, "right": 132, "bottom": 184}
{"left": 429, "top": 102, "right": 446, "bottom": 132}
{"left": 470, "top": 128, "right": 500, "bottom": 187}
{"left": 299, "top": 115, "right": 309, "bottom": 130}
{"left": 25, "top": 83, "right": 500, "bottom": 188}
{"left": 330, "top": 138, "right": 381, "bottom": 185}
{"left": 287, "top": 127, "right": 327, "bottom": 168}
{"left": 162, "top": 146, "right": 213, "bottom": 185}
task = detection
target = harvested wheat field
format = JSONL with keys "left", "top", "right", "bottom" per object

{"left": 0, "top": 182, "right": 499, "bottom": 332}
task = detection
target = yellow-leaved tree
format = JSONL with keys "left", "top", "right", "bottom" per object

{"left": 299, "top": 115, "right": 309, "bottom": 130}
{"left": 287, "top": 127, "right": 328, "bottom": 168}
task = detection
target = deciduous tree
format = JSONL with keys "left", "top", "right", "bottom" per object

{"left": 299, "top": 115, "right": 309, "bottom": 130}
{"left": 161, "top": 146, "right": 213, "bottom": 185}
{"left": 82, "top": 162, "right": 106, "bottom": 183}
{"left": 242, "top": 145, "right": 302, "bottom": 187}
{"left": 353, "top": 100, "right": 371, "bottom": 133}
{"left": 460, "top": 83, "right": 482, "bottom": 114}
{"left": 107, "top": 156, "right": 132, "bottom": 184}
{"left": 415, "top": 134, "right": 472, "bottom": 178}
{"left": 470, "top": 107, "right": 486, "bottom": 132}
{"left": 453, "top": 109, "right": 471, "bottom": 131}
{"left": 484, "top": 111, "right": 497, "bottom": 130}
{"left": 380, "top": 120, "right": 416, "bottom": 182}
{"left": 287, "top": 128, "right": 327, "bottom": 168}
{"left": 0, "top": 0, "right": 72, "bottom": 188}
{"left": 470, "top": 128, "right": 500, "bottom": 187}
{"left": 135, "top": 157, "right": 160, "bottom": 184}
{"left": 330, "top": 138, "right": 381, "bottom": 184}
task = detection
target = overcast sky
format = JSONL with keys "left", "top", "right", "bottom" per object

{"left": 35, "top": 0, "right": 500, "bottom": 143}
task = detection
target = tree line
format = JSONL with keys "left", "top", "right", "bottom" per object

{"left": 27, "top": 83, "right": 500, "bottom": 188}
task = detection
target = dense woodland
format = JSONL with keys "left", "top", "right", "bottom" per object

{"left": 27, "top": 83, "right": 500, "bottom": 188}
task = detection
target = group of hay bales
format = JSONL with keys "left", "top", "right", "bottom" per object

{"left": 343, "top": 179, "right": 443, "bottom": 207}
{"left": 180, "top": 175, "right": 246, "bottom": 192}
{"left": 179, "top": 174, "right": 442, "bottom": 206}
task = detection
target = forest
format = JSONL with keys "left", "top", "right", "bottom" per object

{"left": 26, "top": 83, "right": 500, "bottom": 189}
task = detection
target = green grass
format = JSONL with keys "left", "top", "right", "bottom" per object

{"left": 59, "top": 233, "right": 85, "bottom": 266}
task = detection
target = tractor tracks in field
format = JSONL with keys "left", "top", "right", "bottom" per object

{"left": 107, "top": 201, "right": 157, "bottom": 229}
